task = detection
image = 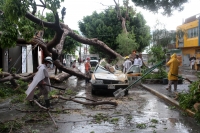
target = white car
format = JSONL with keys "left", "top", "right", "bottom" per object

{"left": 90, "top": 64, "right": 142, "bottom": 95}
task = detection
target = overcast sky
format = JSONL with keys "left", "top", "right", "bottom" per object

{"left": 61, "top": 0, "right": 200, "bottom": 32}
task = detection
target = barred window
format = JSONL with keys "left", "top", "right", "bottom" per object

{"left": 187, "top": 27, "right": 198, "bottom": 38}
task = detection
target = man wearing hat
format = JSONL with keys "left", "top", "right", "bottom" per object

{"left": 123, "top": 56, "right": 132, "bottom": 73}
{"left": 25, "top": 56, "right": 53, "bottom": 108}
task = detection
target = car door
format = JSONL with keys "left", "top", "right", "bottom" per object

{"left": 126, "top": 65, "right": 142, "bottom": 85}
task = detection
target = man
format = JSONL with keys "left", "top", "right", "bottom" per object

{"left": 123, "top": 56, "right": 132, "bottom": 73}
{"left": 134, "top": 54, "right": 142, "bottom": 67}
{"left": 129, "top": 50, "right": 136, "bottom": 64}
{"left": 63, "top": 58, "right": 66, "bottom": 66}
{"left": 25, "top": 56, "right": 53, "bottom": 108}
{"left": 72, "top": 60, "right": 76, "bottom": 68}
{"left": 166, "top": 53, "right": 180, "bottom": 91}
{"left": 196, "top": 58, "right": 200, "bottom": 70}
{"left": 85, "top": 58, "right": 91, "bottom": 83}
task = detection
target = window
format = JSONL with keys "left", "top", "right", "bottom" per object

{"left": 188, "top": 30, "right": 191, "bottom": 38}
{"left": 196, "top": 49, "right": 200, "bottom": 54}
{"left": 187, "top": 27, "right": 199, "bottom": 38}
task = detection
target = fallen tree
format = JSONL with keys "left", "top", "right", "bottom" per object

{"left": 0, "top": 0, "right": 124, "bottom": 87}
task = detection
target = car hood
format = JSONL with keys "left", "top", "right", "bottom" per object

{"left": 94, "top": 73, "right": 127, "bottom": 81}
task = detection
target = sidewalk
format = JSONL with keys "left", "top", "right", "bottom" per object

{"left": 141, "top": 73, "right": 198, "bottom": 116}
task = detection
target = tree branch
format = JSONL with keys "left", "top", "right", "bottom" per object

{"left": 60, "top": 23, "right": 122, "bottom": 59}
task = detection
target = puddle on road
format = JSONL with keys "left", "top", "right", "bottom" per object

{"left": 76, "top": 90, "right": 86, "bottom": 97}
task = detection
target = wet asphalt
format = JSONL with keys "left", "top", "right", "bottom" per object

{"left": 0, "top": 63, "right": 200, "bottom": 133}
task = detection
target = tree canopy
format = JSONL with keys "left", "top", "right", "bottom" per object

{"left": 131, "top": 0, "right": 188, "bottom": 16}
{"left": 79, "top": 7, "right": 151, "bottom": 57}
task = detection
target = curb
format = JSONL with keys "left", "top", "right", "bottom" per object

{"left": 141, "top": 84, "right": 195, "bottom": 117}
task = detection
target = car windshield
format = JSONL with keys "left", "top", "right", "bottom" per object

{"left": 94, "top": 65, "right": 111, "bottom": 74}
{"left": 127, "top": 65, "right": 140, "bottom": 73}
{"left": 90, "top": 57, "right": 98, "bottom": 60}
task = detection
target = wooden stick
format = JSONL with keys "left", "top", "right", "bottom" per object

{"left": 33, "top": 100, "right": 48, "bottom": 110}
{"left": 59, "top": 95, "right": 118, "bottom": 106}
{"left": 33, "top": 100, "right": 58, "bottom": 128}
{"left": 73, "top": 96, "right": 97, "bottom": 102}
{"left": 48, "top": 111, "right": 58, "bottom": 128}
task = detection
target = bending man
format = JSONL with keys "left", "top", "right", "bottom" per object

{"left": 25, "top": 56, "right": 53, "bottom": 108}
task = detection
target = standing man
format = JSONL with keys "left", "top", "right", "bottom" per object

{"left": 72, "top": 60, "right": 77, "bottom": 68}
{"left": 85, "top": 58, "right": 91, "bottom": 84}
{"left": 134, "top": 54, "right": 142, "bottom": 67}
{"left": 25, "top": 56, "right": 53, "bottom": 108}
{"left": 123, "top": 56, "right": 132, "bottom": 73}
{"left": 63, "top": 58, "right": 66, "bottom": 66}
{"left": 166, "top": 53, "right": 180, "bottom": 91}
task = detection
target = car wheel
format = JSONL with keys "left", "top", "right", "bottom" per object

{"left": 125, "top": 90, "right": 129, "bottom": 96}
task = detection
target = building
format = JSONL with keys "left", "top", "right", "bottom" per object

{"left": 176, "top": 13, "right": 200, "bottom": 68}
{"left": 0, "top": 44, "right": 44, "bottom": 74}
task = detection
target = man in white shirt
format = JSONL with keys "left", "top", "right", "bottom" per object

{"left": 134, "top": 54, "right": 142, "bottom": 67}
{"left": 63, "top": 58, "right": 66, "bottom": 66}
{"left": 123, "top": 56, "right": 132, "bottom": 73}
{"left": 25, "top": 56, "right": 53, "bottom": 108}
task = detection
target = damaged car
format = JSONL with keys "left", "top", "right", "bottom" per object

{"left": 90, "top": 64, "right": 129, "bottom": 95}
{"left": 90, "top": 64, "right": 142, "bottom": 95}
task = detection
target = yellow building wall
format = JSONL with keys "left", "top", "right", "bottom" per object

{"left": 185, "top": 37, "right": 198, "bottom": 47}
{"left": 176, "top": 20, "right": 199, "bottom": 48}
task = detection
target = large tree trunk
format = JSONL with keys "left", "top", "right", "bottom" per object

{"left": 0, "top": 10, "right": 125, "bottom": 85}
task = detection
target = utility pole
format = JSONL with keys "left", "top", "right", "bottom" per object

{"left": 79, "top": 45, "right": 81, "bottom": 63}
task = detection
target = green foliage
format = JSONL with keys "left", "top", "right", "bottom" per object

{"left": 136, "top": 123, "right": 147, "bottom": 129}
{"left": 3, "top": 0, "right": 29, "bottom": 22}
{"left": 0, "top": 80, "right": 27, "bottom": 99}
{"left": 79, "top": 7, "right": 151, "bottom": 58}
{"left": 0, "top": 120, "right": 24, "bottom": 132}
{"left": 116, "top": 32, "right": 138, "bottom": 56}
{"left": 131, "top": 0, "right": 187, "bottom": 16}
{"left": 151, "top": 119, "right": 158, "bottom": 124}
{"left": 0, "top": 83, "right": 15, "bottom": 98}
{"left": 141, "top": 67, "right": 167, "bottom": 79}
{"left": 44, "top": 0, "right": 63, "bottom": 12}
{"left": 10, "top": 67, "right": 16, "bottom": 74}
{"left": 194, "top": 112, "right": 200, "bottom": 123}
{"left": 178, "top": 81, "right": 200, "bottom": 109}
{"left": 0, "top": 0, "right": 64, "bottom": 49}
{"left": 110, "top": 118, "right": 119, "bottom": 124}
{"left": 177, "top": 81, "right": 200, "bottom": 123}
{"left": 16, "top": 79, "right": 28, "bottom": 92}
{"left": 148, "top": 45, "right": 166, "bottom": 64}
{"left": 65, "top": 89, "right": 76, "bottom": 95}
{"left": 42, "top": 11, "right": 64, "bottom": 40}
{"left": 0, "top": 15, "right": 18, "bottom": 48}
{"left": 92, "top": 113, "right": 121, "bottom": 125}
{"left": 17, "top": 17, "right": 37, "bottom": 41}
{"left": 11, "top": 94, "right": 26, "bottom": 103}
{"left": 62, "top": 30, "right": 81, "bottom": 55}
{"left": 49, "top": 89, "right": 58, "bottom": 97}
{"left": 93, "top": 113, "right": 109, "bottom": 124}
